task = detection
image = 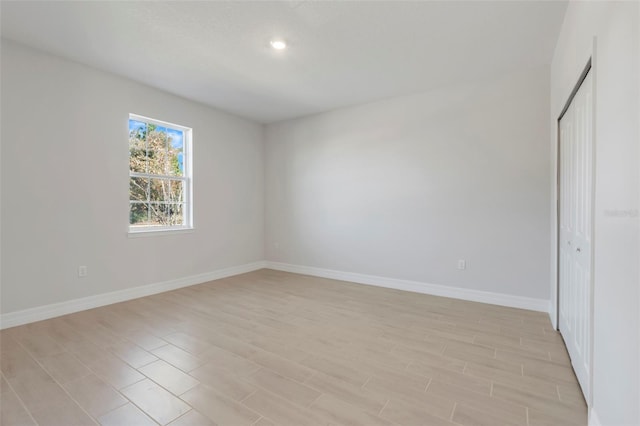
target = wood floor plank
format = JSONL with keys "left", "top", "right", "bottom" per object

{"left": 120, "top": 379, "right": 191, "bottom": 424}
{"left": 63, "top": 373, "right": 128, "bottom": 418}
{"left": 242, "top": 388, "right": 325, "bottom": 426}
{"left": 452, "top": 402, "right": 525, "bottom": 426}
{"left": 0, "top": 269, "right": 586, "bottom": 426}
{"left": 380, "top": 397, "right": 456, "bottom": 426}
{"left": 0, "top": 390, "right": 36, "bottom": 426}
{"left": 309, "top": 393, "right": 394, "bottom": 426}
{"left": 304, "top": 371, "right": 387, "bottom": 414}
{"left": 426, "top": 379, "right": 528, "bottom": 425}
{"left": 244, "top": 367, "right": 321, "bottom": 407}
{"left": 29, "top": 396, "right": 97, "bottom": 426}
{"left": 138, "top": 359, "right": 200, "bottom": 396}
{"left": 39, "top": 352, "right": 92, "bottom": 384}
{"left": 188, "top": 361, "right": 256, "bottom": 401}
{"left": 181, "top": 384, "right": 260, "bottom": 425}
{"left": 97, "top": 403, "right": 157, "bottom": 426}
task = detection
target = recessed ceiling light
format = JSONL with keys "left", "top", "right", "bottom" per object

{"left": 270, "top": 39, "right": 287, "bottom": 50}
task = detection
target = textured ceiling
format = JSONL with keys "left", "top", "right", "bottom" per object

{"left": 1, "top": 1, "right": 567, "bottom": 123}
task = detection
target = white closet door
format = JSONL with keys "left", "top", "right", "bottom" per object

{"left": 558, "top": 70, "right": 593, "bottom": 401}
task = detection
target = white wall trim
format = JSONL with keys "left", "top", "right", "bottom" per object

{"left": 266, "top": 261, "right": 550, "bottom": 313}
{"left": 1, "top": 259, "right": 552, "bottom": 330}
{"left": 0, "top": 261, "right": 267, "bottom": 329}
{"left": 588, "top": 408, "right": 602, "bottom": 426}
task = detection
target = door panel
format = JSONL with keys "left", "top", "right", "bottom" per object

{"left": 558, "top": 70, "right": 592, "bottom": 402}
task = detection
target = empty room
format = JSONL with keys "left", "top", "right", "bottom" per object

{"left": 1, "top": 1, "right": 638, "bottom": 426}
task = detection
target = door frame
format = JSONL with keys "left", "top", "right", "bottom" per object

{"left": 555, "top": 56, "right": 596, "bottom": 406}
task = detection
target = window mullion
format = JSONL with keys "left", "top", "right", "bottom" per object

{"left": 130, "top": 171, "right": 186, "bottom": 181}
{"left": 146, "top": 175, "right": 151, "bottom": 223}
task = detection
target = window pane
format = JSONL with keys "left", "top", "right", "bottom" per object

{"left": 147, "top": 124, "right": 185, "bottom": 177}
{"left": 169, "top": 180, "right": 184, "bottom": 204}
{"left": 171, "top": 203, "right": 186, "bottom": 226}
{"left": 167, "top": 128, "right": 184, "bottom": 176}
{"left": 149, "top": 178, "right": 167, "bottom": 203}
{"left": 129, "top": 202, "right": 149, "bottom": 226}
{"left": 149, "top": 178, "right": 184, "bottom": 204}
{"left": 129, "top": 120, "right": 147, "bottom": 173}
{"left": 146, "top": 125, "right": 168, "bottom": 175}
{"left": 129, "top": 177, "right": 148, "bottom": 202}
{"left": 149, "top": 203, "right": 171, "bottom": 226}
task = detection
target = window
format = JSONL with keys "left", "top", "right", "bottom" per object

{"left": 129, "top": 114, "right": 192, "bottom": 233}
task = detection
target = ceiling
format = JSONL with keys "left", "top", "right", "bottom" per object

{"left": 1, "top": 1, "right": 567, "bottom": 123}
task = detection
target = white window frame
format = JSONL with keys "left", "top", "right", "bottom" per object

{"left": 128, "top": 113, "right": 193, "bottom": 236}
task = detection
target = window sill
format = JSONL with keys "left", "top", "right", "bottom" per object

{"left": 128, "top": 227, "right": 194, "bottom": 238}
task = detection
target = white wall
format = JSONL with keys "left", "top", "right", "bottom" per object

{"left": 0, "top": 40, "right": 264, "bottom": 315}
{"left": 265, "top": 68, "right": 551, "bottom": 302}
{"left": 550, "top": 2, "right": 640, "bottom": 425}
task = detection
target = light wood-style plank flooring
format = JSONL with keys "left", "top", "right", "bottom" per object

{"left": 1, "top": 269, "right": 587, "bottom": 425}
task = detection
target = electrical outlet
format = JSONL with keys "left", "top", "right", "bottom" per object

{"left": 457, "top": 259, "right": 466, "bottom": 270}
{"left": 78, "top": 266, "right": 88, "bottom": 277}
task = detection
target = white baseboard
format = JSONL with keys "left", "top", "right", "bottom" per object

{"left": 588, "top": 408, "right": 602, "bottom": 426}
{"left": 0, "top": 261, "right": 267, "bottom": 329}
{"left": 265, "top": 261, "right": 550, "bottom": 313}
{"left": 1, "top": 259, "right": 551, "bottom": 329}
